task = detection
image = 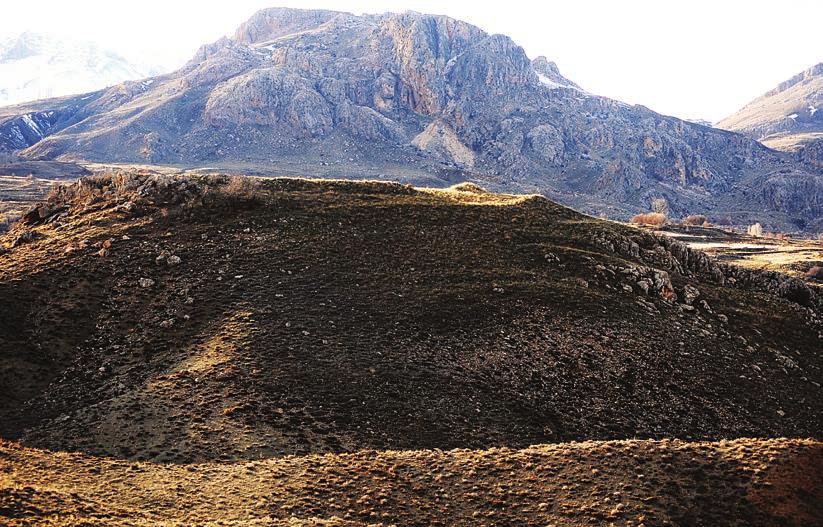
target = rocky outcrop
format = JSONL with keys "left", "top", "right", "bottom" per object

{"left": 531, "top": 56, "right": 580, "bottom": 90}
{"left": 591, "top": 226, "right": 821, "bottom": 309}
{"left": 412, "top": 121, "right": 475, "bottom": 167}
{"left": 205, "top": 67, "right": 333, "bottom": 134}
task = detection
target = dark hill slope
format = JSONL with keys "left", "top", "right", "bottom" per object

{"left": 0, "top": 174, "right": 820, "bottom": 463}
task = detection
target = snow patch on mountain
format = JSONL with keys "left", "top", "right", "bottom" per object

{"left": 0, "top": 32, "right": 164, "bottom": 107}
{"left": 537, "top": 72, "right": 573, "bottom": 90}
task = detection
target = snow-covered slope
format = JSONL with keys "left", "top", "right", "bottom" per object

{"left": 0, "top": 32, "right": 159, "bottom": 107}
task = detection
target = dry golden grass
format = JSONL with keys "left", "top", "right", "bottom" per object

{"left": 1, "top": 438, "right": 820, "bottom": 526}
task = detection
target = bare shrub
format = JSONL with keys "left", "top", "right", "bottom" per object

{"left": 747, "top": 223, "right": 763, "bottom": 237}
{"left": 682, "top": 214, "right": 707, "bottom": 226}
{"left": 45, "top": 172, "right": 140, "bottom": 205}
{"left": 208, "top": 176, "right": 265, "bottom": 209}
{"left": 650, "top": 198, "right": 668, "bottom": 214}
{"left": 763, "top": 231, "right": 791, "bottom": 241}
{"left": 448, "top": 182, "right": 488, "bottom": 193}
{"left": 0, "top": 211, "right": 22, "bottom": 232}
{"left": 631, "top": 212, "right": 667, "bottom": 226}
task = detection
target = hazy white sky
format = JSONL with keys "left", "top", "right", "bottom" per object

{"left": 1, "top": 0, "right": 821, "bottom": 122}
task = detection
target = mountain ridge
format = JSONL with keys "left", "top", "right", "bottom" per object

{"left": 718, "top": 62, "right": 823, "bottom": 171}
{"left": 0, "top": 8, "right": 821, "bottom": 230}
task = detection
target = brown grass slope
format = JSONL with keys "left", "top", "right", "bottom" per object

{"left": 0, "top": 174, "right": 821, "bottom": 464}
{"left": 1, "top": 438, "right": 821, "bottom": 526}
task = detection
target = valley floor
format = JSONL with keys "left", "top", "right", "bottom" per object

{"left": 1, "top": 438, "right": 821, "bottom": 526}
{"left": 654, "top": 225, "right": 823, "bottom": 283}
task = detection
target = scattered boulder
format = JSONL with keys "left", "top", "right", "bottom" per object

{"left": 652, "top": 270, "right": 675, "bottom": 302}
{"left": 776, "top": 278, "right": 813, "bottom": 306}
{"left": 636, "top": 280, "right": 650, "bottom": 294}
{"left": 681, "top": 285, "right": 700, "bottom": 305}
{"left": 805, "top": 265, "right": 823, "bottom": 280}
{"left": 10, "top": 230, "right": 42, "bottom": 247}
{"left": 156, "top": 250, "right": 182, "bottom": 266}
{"left": 138, "top": 278, "right": 155, "bottom": 288}
{"left": 21, "top": 204, "right": 66, "bottom": 226}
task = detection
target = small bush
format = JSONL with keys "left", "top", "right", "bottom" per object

{"left": 0, "top": 211, "right": 22, "bottom": 233}
{"left": 682, "top": 214, "right": 707, "bottom": 226}
{"left": 222, "top": 176, "right": 263, "bottom": 199}
{"left": 448, "top": 182, "right": 488, "bottom": 193}
{"left": 631, "top": 212, "right": 667, "bottom": 226}
{"left": 765, "top": 231, "right": 790, "bottom": 241}
{"left": 206, "top": 176, "right": 265, "bottom": 209}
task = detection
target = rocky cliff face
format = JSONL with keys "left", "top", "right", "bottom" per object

{"left": 718, "top": 63, "right": 823, "bottom": 175}
{"left": 1, "top": 8, "right": 821, "bottom": 230}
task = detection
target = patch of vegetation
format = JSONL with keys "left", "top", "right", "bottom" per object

{"left": 631, "top": 212, "right": 667, "bottom": 226}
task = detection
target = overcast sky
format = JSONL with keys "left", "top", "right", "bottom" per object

{"left": 1, "top": 0, "right": 821, "bottom": 122}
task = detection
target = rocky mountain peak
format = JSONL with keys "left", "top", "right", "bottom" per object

{"left": 531, "top": 55, "right": 581, "bottom": 90}
{"left": 232, "top": 7, "right": 344, "bottom": 45}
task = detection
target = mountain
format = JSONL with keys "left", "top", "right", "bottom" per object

{"left": 718, "top": 63, "right": 823, "bottom": 169}
{"left": 0, "top": 9, "right": 822, "bottom": 231}
{"left": 1, "top": 172, "right": 821, "bottom": 524}
{"left": 0, "top": 32, "right": 159, "bottom": 107}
